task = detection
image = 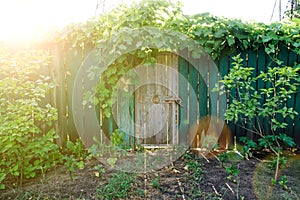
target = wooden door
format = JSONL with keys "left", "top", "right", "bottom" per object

{"left": 135, "top": 53, "right": 179, "bottom": 147}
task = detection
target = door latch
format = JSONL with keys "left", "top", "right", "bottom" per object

{"left": 164, "top": 97, "right": 183, "bottom": 107}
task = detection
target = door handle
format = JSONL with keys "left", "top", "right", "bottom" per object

{"left": 164, "top": 97, "right": 183, "bottom": 108}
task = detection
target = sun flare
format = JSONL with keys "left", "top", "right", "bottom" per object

{"left": 0, "top": 0, "right": 289, "bottom": 45}
{"left": 0, "top": 0, "right": 97, "bottom": 44}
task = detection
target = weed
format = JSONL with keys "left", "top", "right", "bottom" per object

{"left": 239, "top": 136, "right": 257, "bottom": 158}
{"left": 96, "top": 171, "right": 135, "bottom": 199}
{"left": 278, "top": 175, "right": 288, "bottom": 189}
{"left": 218, "top": 152, "right": 229, "bottom": 165}
{"left": 272, "top": 175, "right": 289, "bottom": 190}
{"left": 135, "top": 188, "right": 145, "bottom": 198}
{"left": 185, "top": 160, "right": 203, "bottom": 182}
{"left": 150, "top": 177, "right": 160, "bottom": 189}
{"left": 225, "top": 164, "right": 240, "bottom": 183}
{"left": 64, "top": 155, "right": 84, "bottom": 180}
{"left": 94, "top": 164, "right": 106, "bottom": 178}
{"left": 268, "top": 155, "right": 287, "bottom": 170}
{"left": 62, "top": 139, "right": 90, "bottom": 180}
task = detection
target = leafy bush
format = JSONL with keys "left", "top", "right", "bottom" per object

{"left": 214, "top": 54, "right": 300, "bottom": 181}
{"left": 0, "top": 49, "right": 61, "bottom": 188}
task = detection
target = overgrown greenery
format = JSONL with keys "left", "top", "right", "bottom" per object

{"left": 214, "top": 54, "right": 300, "bottom": 182}
{"left": 0, "top": 50, "right": 60, "bottom": 189}
{"left": 0, "top": 50, "right": 93, "bottom": 190}
{"left": 56, "top": 0, "right": 300, "bottom": 124}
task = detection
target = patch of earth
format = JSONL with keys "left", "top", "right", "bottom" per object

{"left": 1, "top": 151, "right": 300, "bottom": 200}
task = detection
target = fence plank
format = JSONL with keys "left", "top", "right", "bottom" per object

{"left": 228, "top": 53, "right": 238, "bottom": 138}
{"left": 199, "top": 56, "right": 208, "bottom": 118}
{"left": 218, "top": 54, "right": 231, "bottom": 147}
{"left": 256, "top": 47, "right": 267, "bottom": 136}
{"left": 178, "top": 56, "right": 189, "bottom": 145}
{"left": 235, "top": 50, "right": 248, "bottom": 138}
{"left": 209, "top": 58, "right": 218, "bottom": 118}
{"left": 287, "top": 47, "right": 298, "bottom": 138}
{"left": 278, "top": 43, "right": 289, "bottom": 136}
{"left": 55, "top": 45, "right": 68, "bottom": 146}
{"left": 261, "top": 48, "right": 273, "bottom": 135}
{"left": 294, "top": 54, "right": 300, "bottom": 146}
{"left": 66, "top": 48, "right": 83, "bottom": 142}
{"left": 188, "top": 63, "right": 199, "bottom": 147}
{"left": 247, "top": 49, "right": 258, "bottom": 140}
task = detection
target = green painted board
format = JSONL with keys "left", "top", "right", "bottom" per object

{"left": 294, "top": 55, "right": 300, "bottom": 146}
{"left": 277, "top": 43, "right": 289, "bottom": 135}
{"left": 224, "top": 54, "right": 237, "bottom": 139}
{"left": 209, "top": 58, "right": 218, "bottom": 118}
{"left": 287, "top": 48, "right": 298, "bottom": 137}
{"left": 234, "top": 51, "right": 247, "bottom": 138}
{"left": 247, "top": 49, "right": 258, "bottom": 140}
{"left": 228, "top": 53, "right": 238, "bottom": 138}
{"left": 257, "top": 47, "right": 267, "bottom": 136}
{"left": 188, "top": 63, "right": 199, "bottom": 148}
{"left": 264, "top": 48, "right": 275, "bottom": 136}
{"left": 178, "top": 56, "right": 189, "bottom": 145}
{"left": 189, "top": 62, "right": 199, "bottom": 125}
{"left": 199, "top": 56, "right": 208, "bottom": 118}
{"left": 219, "top": 54, "right": 229, "bottom": 121}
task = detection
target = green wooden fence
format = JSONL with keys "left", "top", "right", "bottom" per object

{"left": 49, "top": 43, "right": 300, "bottom": 147}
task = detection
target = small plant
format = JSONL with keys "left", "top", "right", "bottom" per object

{"left": 89, "top": 141, "right": 119, "bottom": 169}
{"left": 96, "top": 171, "right": 135, "bottom": 199}
{"left": 64, "top": 139, "right": 90, "bottom": 160}
{"left": 268, "top": 155, "right": 287, "bottom": 170}
{"left": 63, "top": 155, "right": 84, "bottom": 180}
{"left": 135, "top": 144, "right": 145, "bottom": 152}
{"left": 94, "top": 164, "right": 106, "bottom": 178}
{"left": 111, "top": 129, "right": 125, "bottom": 147}
{"left": 182, "top": 150, "right": 194, "bottom": 161}
{"left": 185, "top": 160, "right": 203, "bottom": 182}
{"left": 225, "top": 164, "right": 240, "bottom": 183}
{"left": 135, "top": 188, "right": 145, "bottom": 198}
{"left": 278, "top": 175, "right": 288, "bottom": 189}
{"left": 272, "top": 174, "right": 289, "bottom": 189}
{"left": 218, "top": 152, "right": 229, "bottom": 165}
{"left": 62, "top": 139, "right": 91, "bottom": 180}
{"left": 239, "top": 136, "right": 258, "bottom": 158}
{"left": 214, "top": 54, "right": 299, "bottom": 182}
{"left": 150, "top": 177, "right": 160, "bottom": 189}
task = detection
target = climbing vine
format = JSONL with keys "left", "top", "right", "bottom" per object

{"left": 55, "top": 0, "right": 300, "bottom": 118}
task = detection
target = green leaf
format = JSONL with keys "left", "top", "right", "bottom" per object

{"left": 226, "top": 35, "right": 235, "bottom": 46}
{"left": 107, "top": 157, "right": 118, "bottom": 167}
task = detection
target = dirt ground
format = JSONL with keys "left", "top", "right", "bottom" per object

{"left": 1, "top": 150, "right": 300, "bottom": 200}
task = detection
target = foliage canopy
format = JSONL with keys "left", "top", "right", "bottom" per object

{"left": 55, "top": 0, "right": 300, "bottom": 118}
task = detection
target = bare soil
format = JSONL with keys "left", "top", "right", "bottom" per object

{"left": 1, "top": 151, "right": 300, "bottom": 200}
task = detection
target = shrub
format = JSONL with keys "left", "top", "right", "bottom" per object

{"left": 0, "top": 49, "right": 61, "bottom": 188}
{"left": 214, "top": 54, "right": 300, "bottom": 181}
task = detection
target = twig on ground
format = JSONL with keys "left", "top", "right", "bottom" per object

{"left": 176, "top": 178, "right": 186, "bottom": 200}
{"left": 210, "top": 183, "right": 220, "bottom": 196}
{"left": 225, "top": 182, "right": 234, "bottom": 194}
